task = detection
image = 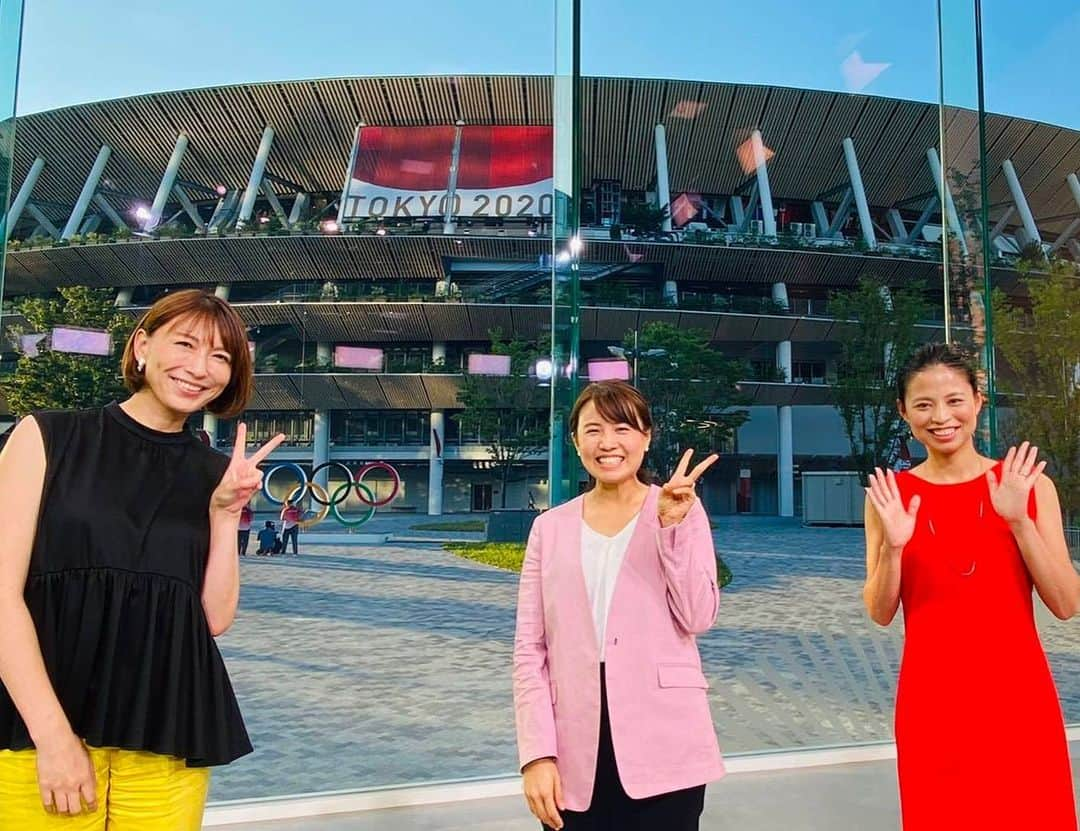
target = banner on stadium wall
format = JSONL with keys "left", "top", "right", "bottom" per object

{"left": 339, "top": 125, "right": 553, "bottom": 221}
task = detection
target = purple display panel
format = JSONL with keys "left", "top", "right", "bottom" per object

{"left": 587, "top": 359, "right": 630, "bottom": 381}
{"left": 467, "top": 353, "right": 511, "bottom": 376}
{"left": 51, "top": 327, "right": 112, "bottom": 356}
{"left": 334, "top": 345, "right": 385, "bottom": 370}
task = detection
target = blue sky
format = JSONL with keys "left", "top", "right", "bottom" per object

{"left": 14, "top": 0, "right": 1080, "bottom": 130}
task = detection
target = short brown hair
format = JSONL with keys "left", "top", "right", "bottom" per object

{"left": 121, "top": 289, "right": 253, "bottom": 419}
{"left": 570, "top": 381, "right": 653, "bottom": 436}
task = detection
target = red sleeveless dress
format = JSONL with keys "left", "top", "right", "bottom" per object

{"left": 894, "top": 464, "right": 1076, "bottom": 830}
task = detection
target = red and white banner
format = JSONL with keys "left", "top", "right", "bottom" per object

{"left": 340, "top": 126, "right": 553, "bottom": 221}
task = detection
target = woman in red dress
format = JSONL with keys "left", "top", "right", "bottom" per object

{"left": 863, "top": 343, "right": 1078, "bottom": 830}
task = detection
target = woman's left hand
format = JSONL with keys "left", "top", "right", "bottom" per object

{"left": 658, "top": 448, "right": 719, "bottom": 527}
{"left": 210, "top": 423, "right": 286, "bottom": 516}
{"left": 987, "top": 441, "right": 1046, "bottom": 525}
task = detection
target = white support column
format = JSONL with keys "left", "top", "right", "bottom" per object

{"left": 771, "top": 281, "right": 790, "bottom": 313}
{"left": 443, "top": 124, "right": 464, "bottom": 234}
{"left": 751, "top": 130, "right": 776, "bottom": 238}
{"left": 312, "top": 410, "right": 330, "bottom": 490}
{"left": 774, "top": 301, "right": 794, "bottom": 517}
{"left": 61, "top": 145, "right": 111, "bottom": 240}
{"left": 238, "top": 127, "right": 275, "bottom": 229}
{"left": 25, "top": 204, "right": 60, "bottom": 238}
{"left": 317, "top": 341, "right": 333, "bottom": 368}
{"left": 214, "top": 284, "right": 230, "bottom": 300}
{"left": 810, "top": 201, "right": 830, "bottom": 235}
{"left": 431, "top": 341, "right": 447, "bottom": 370}
{"left": 79, "top": 214, "right": 102, "bottom": 234}
{"left": 146, "top": 133, "right": 188, "bottom": 231}
{"left": 843, "top": 137, "right": 876, "bottom": 250}
{"left": 202, "top": 412, "right": 218, "bottom": 448}
{"left": 428, "top": 409, "right": 445, "bottom": 516}
{"left": 777, "top": 405, "right": 794, "bottom": 517}
{"left": 654, "top": 124, "right": 673, "bottom": 232}
{"left": 114, "top": 288, "right": 134, "bottom": 307}
{"left": 1001, "top": 159, "right": 1040, "bottom": 247}
{"left": 662, "top": 280, "right": 678, "bottom": 306}
{"left": 288, "top": 193, "right": 310, "bottom": 227}
{"left": 4, "top": 156, "right": 45, "bottom": 239}
{"left": 926, "top": 147, "right": 968, "bottom": 256}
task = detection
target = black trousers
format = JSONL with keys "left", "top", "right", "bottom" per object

{"left": 545, "top": 665, "right": 706, "bottom": 831}
{"left": 282, "top": 525, "right": 299, "bottom": 555}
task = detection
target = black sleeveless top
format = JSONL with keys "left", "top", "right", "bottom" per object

{"left": 0, "top": 403, "right": 252, "bottom": 766}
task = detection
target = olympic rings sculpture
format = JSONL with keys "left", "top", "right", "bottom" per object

{"left": 260, "top": 461, "right": 401, "bottom": 528}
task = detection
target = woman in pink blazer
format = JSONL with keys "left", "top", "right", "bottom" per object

{"left": 513, "top": 381, "right": 725, "bottom": 830}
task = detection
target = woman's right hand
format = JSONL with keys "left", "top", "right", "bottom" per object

{"left": 523, "top": 757, "right": 564, "bottom": 830}
{"left": 35, "top": 729, "right": 97, "bottom": 815}
{"left": 865, "top": 467, "right": 920, "bottom": 553}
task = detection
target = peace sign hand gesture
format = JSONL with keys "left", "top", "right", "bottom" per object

{"left": 987, "top": 442, "right": 1046, "bottom": 525}
{"left": 865, "top": 467, "right": 920, "bottom": 553}
{"left": 658, "top": 448, "right": 719, "bottom": 528}
{"left": 210, "top": 423, "right": 286, "bottom": 516}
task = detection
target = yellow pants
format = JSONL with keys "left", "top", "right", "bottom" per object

{"left": 0, "top": 746, "right": 210, "bottom": 830}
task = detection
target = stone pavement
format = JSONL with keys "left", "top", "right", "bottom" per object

{"left": 209, "top": 517, "right": 1080, "bottom": 802}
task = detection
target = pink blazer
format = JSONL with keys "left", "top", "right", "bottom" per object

{"left": 512, "top": 485, "right": 725, "bottom": 810}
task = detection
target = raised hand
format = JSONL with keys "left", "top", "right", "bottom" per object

{"left": 987, "top": 442, "right": 1045, "bottom": 525}
{"left": 865, "top": 467, "right": 920, "bottom": 552}
{"left": 658, "top": 448, "right": 719, "bottom": 528}
{"left": 210, "top": 423, "right": 285, "bottom": 516}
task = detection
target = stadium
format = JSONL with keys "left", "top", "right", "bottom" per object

{"left": 3, "top": 74, "right": 1078, "bottom": 516}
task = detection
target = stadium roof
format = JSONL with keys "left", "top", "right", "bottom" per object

{"left": 9, "top": 76, "right": 1080, "bottom": 237}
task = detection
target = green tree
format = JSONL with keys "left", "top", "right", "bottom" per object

{"left": 992, "top": 254, "right": 1080, "bottom": 522}
{"left": 2, "top": 286, "right": 135, "bottom": 417}
{"left": 630, "top": 322, "right": 750, "bottom": 479}
{"left": 454, "top": 330, "right": 549, "bottom": 509}
{"left": 829, "top": 277, "right": 930, "bottom": 477}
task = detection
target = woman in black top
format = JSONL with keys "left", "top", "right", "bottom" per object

{"left": 0, "top": 289, "right": 283, "bottom": 827}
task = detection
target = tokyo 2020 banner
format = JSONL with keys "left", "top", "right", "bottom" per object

{"left": 340, "top": 125, "right": 553, "bottom": 221}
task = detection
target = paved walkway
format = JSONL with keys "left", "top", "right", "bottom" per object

{"left": 209, "top": 517, "right": 1080, "bottom": 802}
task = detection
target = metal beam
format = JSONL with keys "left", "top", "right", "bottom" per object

{"left": 443, "top": 123, "right": 463, "bottom": 234}
{"left": 842, "top": 137, "right": 875, "bottom": 249}
{"left": 810, "top": 201, "right": 830, "bottom": 235}
{"left": 751, "top": 130, "right": 776, "bottom": 238}
{"left": 261, "top": 180, "right": 290, "bottom": 226}
{"left": 1001, "top": 159, "right": 1040, "bottom": 247}
{"left": 1051, "top": 218, "right": 1080, "bottom": 253}
{"left": 92, "top": 193, "right": 129, "bottom": 231}
{"left": 989, "top": 206, "right": 1015, "bottom": 242}
{"left": 827, "top": 188, "right": 854, "bottom": 238}
{"left": 655, "top": 124, "right": 673, "bottom": 232}
{"left": 78, "top": 214, "right": 101, "bottom": 234}
{"left": 146, "top": 133, "right": 188, "bottom": 231}
{"left": 208, "top": 189, "right": 240, "bottom": 233}
{"left": 886, "top": 208, "right": 907, "bottom": 241}
{"left": 61, "top": 145, "right": 111, "bottom": 240}
{"left": 237, "top": 126, "right": 275, "bottom": 228}
{"left": 25, "top": 204, "right": 60, "bottom": 238}
{"left": 4, "top": 156, "right": 45, "bottom": 240}
{"left": 908, "top": 196, "right": 940, "bottom": 244}
{"left": 171, "top": 184, "right": 207, "bottom": 232}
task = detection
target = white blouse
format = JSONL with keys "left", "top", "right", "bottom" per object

{"left": 580, "top": 515, "right": 639, "bottom": 661}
